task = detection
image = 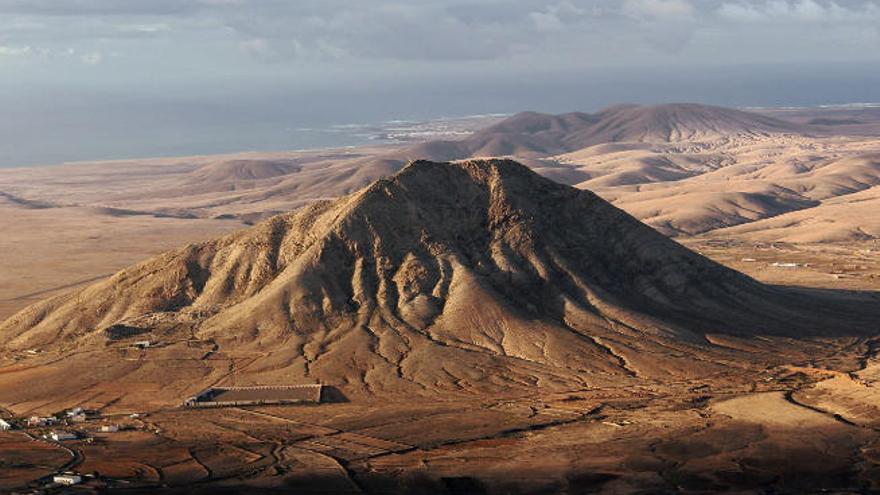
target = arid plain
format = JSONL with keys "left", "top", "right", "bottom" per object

{"left": 1, "top": 104, "right": 879, "bottom": 494}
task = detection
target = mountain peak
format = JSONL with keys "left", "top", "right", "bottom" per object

{"left": 587, "top": 103, "right": 803, "bottom": 142}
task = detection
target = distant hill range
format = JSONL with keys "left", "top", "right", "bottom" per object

{"left": 389, "top": 103, "right": 805, "bottom": 161}
{"left": 1, "top": 103, "right": 877, "bottom": 242}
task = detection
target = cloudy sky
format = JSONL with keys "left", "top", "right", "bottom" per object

{"left": 2, "top": 0, "right": 880, "bottom": 165}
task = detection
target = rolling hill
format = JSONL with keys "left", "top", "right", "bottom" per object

{"left": 379, "top": 103, "right": 802, "bottom": 163}
{"left": 0, "top": 103, "right": 823, "bottom": 229}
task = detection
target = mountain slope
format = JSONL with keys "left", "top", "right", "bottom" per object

{"left": 708, "top": 184, "right": 880, "bottom": 242}
{"left": 0, "top": 159, "right": 804, "bottom": 346}
{"left": 568, "top": 103, "right": 803, "bottom": 145}
{"left": 2, "top": 160, "right": 876, "bottom": 410}
{"left": 567, "top": 146, "right": 880, "bottom": 237}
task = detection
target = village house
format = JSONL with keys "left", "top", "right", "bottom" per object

{"left": 0, "top": 418, "right": 13, "bottom": 430}
{"left": 49, "top": 431, "right": 77, "bottom": 441}
{"left": 27, "top": 416, "right": 57, "bottom": 427}
{"left": 53, "top": 474, "right": 82, "bottom": 486}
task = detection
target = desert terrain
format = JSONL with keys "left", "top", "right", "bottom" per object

{"left": 1, "top": 104, "right": 879, "bottom": 494}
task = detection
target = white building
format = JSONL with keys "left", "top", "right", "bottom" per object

{"left": 49, "top": 431, "right": 77, "bottom": 441}
{"left": 53, "top": 474, "right": 82, "bottom": 485}
{"left": 66, "top": 407, "right": 84, "bottom": 417}
{"left": 0, "top": 418, "right": 12, "bottom": 430}
{"left": 101, "top": 425, "right": 119, "bottom": 432}
{"left": 27, "top": 416, "right": 56, "bottom": 427}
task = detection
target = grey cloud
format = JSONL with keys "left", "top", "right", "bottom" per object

{"left": 0, "top": 0, "right": 194, "bottom": 15}
{"left": 0, "top": 1, "right": 709, "bottom": 65}
{"left": 615, "top": 0, "right": 700, "bottom": 53}
{"left": 2, "top": 0, "right": 880, "bottom": 77}
{"left": 717, "top": 0, "right": 880, "bottom": 23}
{"left": 0, "top": 0, "right": 250, "bottom": 16}
{"left": 224, "top": 2, "right": 566, "bottom": 61}
{"left": 622, "top": 0, "right": 696, "bottom": 19}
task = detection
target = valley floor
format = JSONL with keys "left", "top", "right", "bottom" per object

{"left": 2, "top": 344, "right": 879, "bottom": 494}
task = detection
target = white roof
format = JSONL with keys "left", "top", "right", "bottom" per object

{"left": 53, "top": 474, "right": 82, "bottom": 483}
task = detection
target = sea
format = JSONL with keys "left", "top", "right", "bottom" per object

{"left": 3, "top": 63, "right": 879, "bottom": 168}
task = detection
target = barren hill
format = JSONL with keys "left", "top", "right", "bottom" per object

{"left": 573, "top": 103, "right": 804, "bottom": 144}
{"left": 469, "top": 103, "right": 801, "bottom": 154}
{"left": 563, "top": 142, "right": 880, "bottom": 238}
{"left": 382, "top": 103, "right": 799, "bottom": 163}
{"left": 1, "top": 159, "right": 876, "bottom": 412}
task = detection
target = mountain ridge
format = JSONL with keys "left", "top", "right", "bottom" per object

{"left": 382, "top": 103, "right": 804, "bottom": 164}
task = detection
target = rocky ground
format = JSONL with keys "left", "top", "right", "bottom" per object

{"left": 2, "top": 106, "right": 879, "bottom": 494}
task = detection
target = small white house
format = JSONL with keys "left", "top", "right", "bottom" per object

{"left": 101, "top": 425, "right": 119, "bottom": 433}
{"left": 0, "top": 418, "right": 12, "bottom": 430}
{"left": 49, "top": 431, "right": 77, "bottom": 441}
{"left": 53, "top": 474, "right": 82, "bottom": 485}
{"left": 27, "top": 416, "right": 56, "bottom": 427}
{"left": 66, "top": 407, "right": 84, "bottom": 417}
{"left": 133, "top": 341, "right": 153, "bottom": 349}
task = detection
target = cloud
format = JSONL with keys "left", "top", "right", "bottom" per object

{"left": 238, "top": 38, "right": 279, "bottom": 61}
{"left": 1, "top": 0, "right": 879, "bottom": 79}
{"left": 223, "top": 3, "right": 539, "bottom": 62}
{"left": 528, "top": 1, "right": 586, "bottom": 32}
{"left": 0, "top": 0, "right": 220, "bottom": 16}
{"left": 0, "top": 45, "right": 33, "bottom": 56}
{"left": 0, "top": 43, "right": 108, "bottom": 65}
{"left": 717, "top": 0, "right": 880, "bottom": 23}
{"left": 121, "top": 23, "right": 172, "bottom": 34}
{"left": 80, "top": 51, "right": 103, "bottom": 65}
{"left": 622, "top": 0, "right": 695, "bottom": 19}
{"left": 620, "top": 0, "right": 698, "bottom": 53}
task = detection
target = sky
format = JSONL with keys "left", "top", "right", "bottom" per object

{"left": 2, "top": 0, "right": 880, "bottom": 166}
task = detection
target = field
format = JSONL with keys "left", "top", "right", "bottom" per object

{"left": 190, "top": 386, "right": 323, "bottom": 406}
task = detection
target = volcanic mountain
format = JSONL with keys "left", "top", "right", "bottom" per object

{"left": 573, "top": 103, "right": 804, "bottom": 144}
{"left": 382, "top": 103, "right": 804, "bottom": 163}
{"left": 0, "top": 159, "right": 875, "bottom": 411}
